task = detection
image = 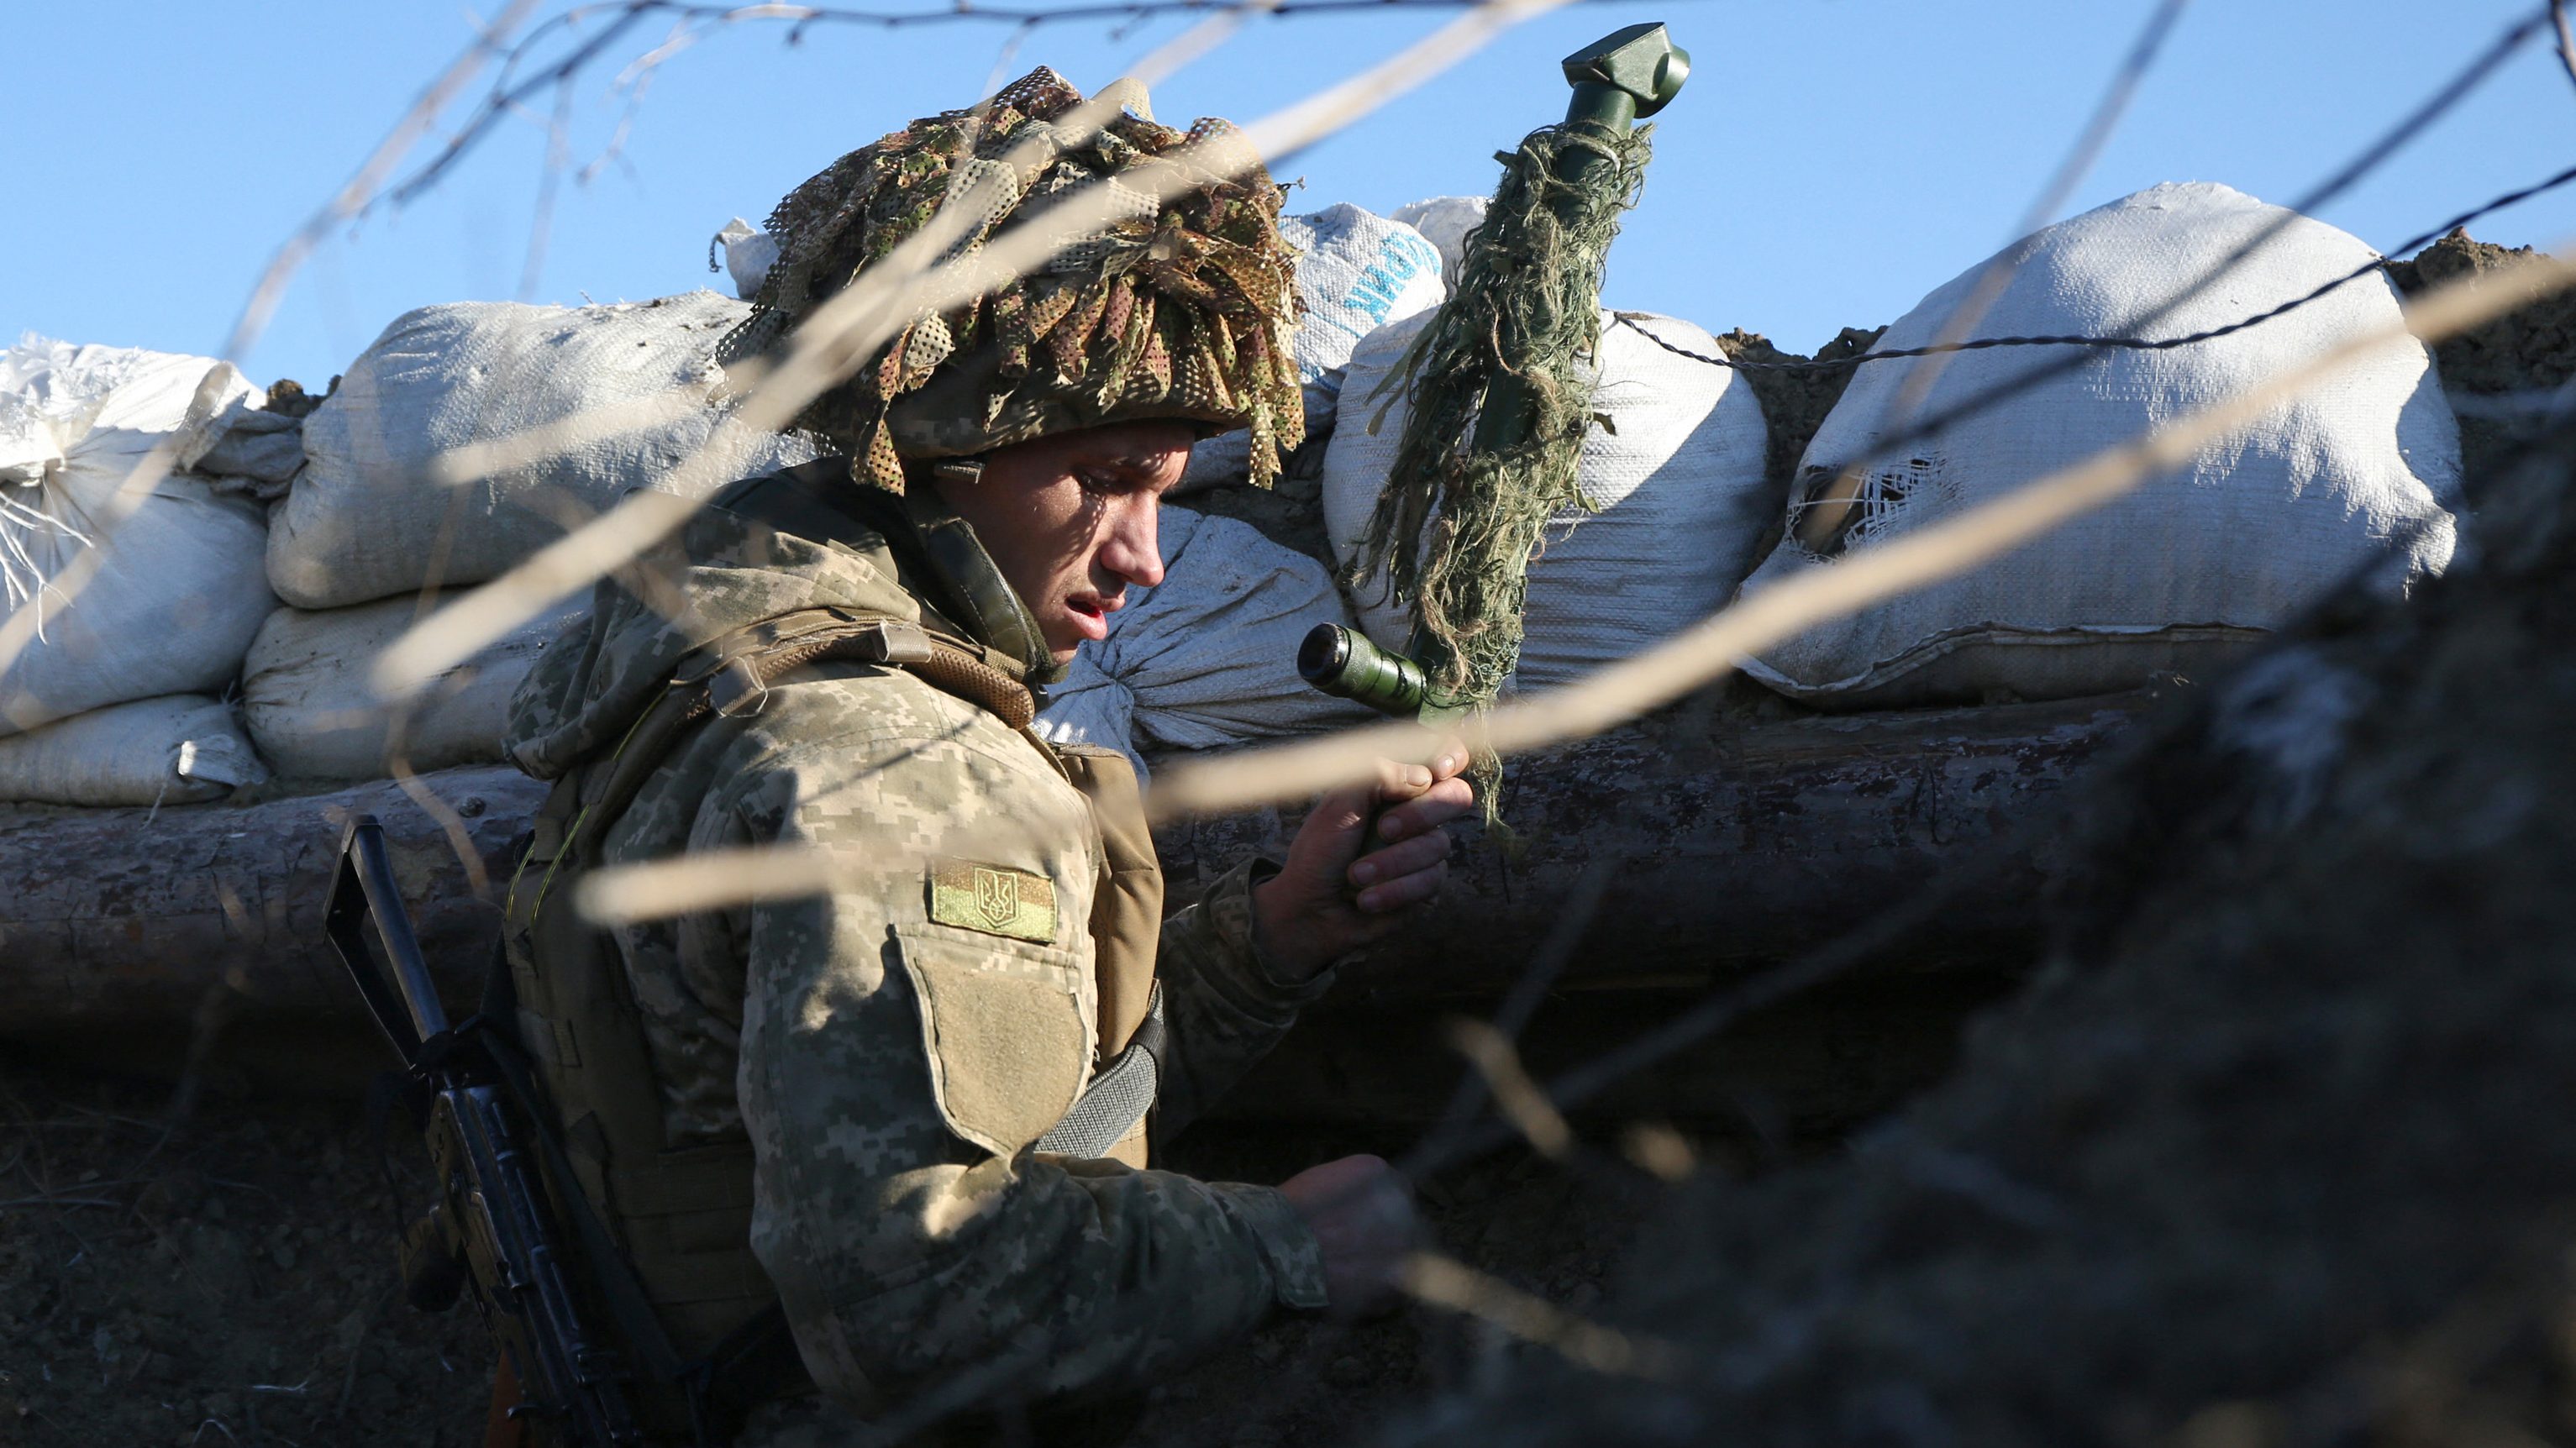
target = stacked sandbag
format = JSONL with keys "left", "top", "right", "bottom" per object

{"left": 0, "top": 695, "right": 265, "bottom": 806}
{"left": 242, "top": 594, "right": 585, "bottom": 779}
{"left": 711, "top": 218, "right": 778, "bottom": 301}
{"left": 268, "top": 290, "right": 820, "bottom": 608}
{"left": 1034, "top": 506, "right": 1374, "bottom": 780}
{"left": 0, "top": 338, "right": 279, "bottom": 749}
{"left": 1391, "top": 195, "right": 1490, "bottom": 286}
{"left": 1322, "top": 308, "right": 1774, "bottom": 693}
{"left": 1179, "top": 205, "right": 1447, "bottom": 490}
{"left": 1738, "top": 181, "right": 2463, "bottom": 711}
{"left": 186, "top": 386, "right": 313, "bottom": 501}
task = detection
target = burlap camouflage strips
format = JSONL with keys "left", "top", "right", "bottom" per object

{"left": 503, "top": 478, "right": 1327, "bottom": 1437}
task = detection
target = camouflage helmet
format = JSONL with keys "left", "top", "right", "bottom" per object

{"left": 722, "top": 67, "right": 1306, "bottom": 490}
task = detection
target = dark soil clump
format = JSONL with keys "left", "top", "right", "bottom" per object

{"left": 2386, "top": 229, "right": 2576, "bottom": 488}
{"left": 1709, "top": 324, "right": 1888, "bottom": 500}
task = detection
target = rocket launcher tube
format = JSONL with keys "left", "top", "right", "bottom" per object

{"left": 1288, "top": 17, "right": 1690, "bottom": 727}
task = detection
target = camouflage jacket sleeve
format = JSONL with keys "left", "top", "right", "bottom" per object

{"left": 710, "top": 685, "right": 1325, "bottom": 1413}
{"left": 1149, "top": 857, "right": 1336, "bottom": 1141}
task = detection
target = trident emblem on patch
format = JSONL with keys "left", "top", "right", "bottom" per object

{"left": 973, "top": 868, "right": 1017, "bottom": 929}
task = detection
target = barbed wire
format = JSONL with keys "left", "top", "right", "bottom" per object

{"left": 1619, "top": 154, "right": 2576, "bottom": 376}
{"left": 1689, "top": 7, "right": 2548, "bottom": 485}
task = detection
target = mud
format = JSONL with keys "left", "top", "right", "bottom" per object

{"left": 0, "top": 1053, "right": 1678, "bottom": 1447}
{"left": 0, "top": 1064, "right": 487, "bottom": 1446}
{"left": 2385, "top": 229, "right": 2576, "bottom": 490}
{"left": 1397, "top": 409, "right": 2576, "bottom": 1443}
{"left": 1709, "top": 325, "right": 1889, "bottom": 501}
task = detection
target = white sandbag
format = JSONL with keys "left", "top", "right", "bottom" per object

{"left": 242, "top": 593, "right": 584, "bottom": 779}
{"left": 1738, "top": 181, "right": 2463, "bottom": 711}
{"left": 1034, "top": 506, "right": 1373, "bottom": 780}
{"left": 1322, "top": 309, "right": 1774, "bottom": 693}
{"left": 1180, "top": 205, "right": 1446, "bottom": 490}
{"left": 1391, "top": 196, "right": 1489, "bottom": 286}
{"left": 0, "top": 338, "right": 276, "bottom": 735}
{"left": 0, "top": 695, "right": 266, "bottom": 807}
{"left": 711, "top": 218, "right": 778, "bottom": 300}
{"left": 270, "top": 291, "right": 822, "bottom": 609}
{"left": 185, "top": 395, "right": 306, "bottom": 495}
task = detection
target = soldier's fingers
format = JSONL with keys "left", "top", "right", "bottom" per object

{"left": 1348, "top": 831, "right": 1448, "bottom": 889}
{"left": 1355, "top": 859, "right": 1446, "bottom": 913}
{"left": 1299, "top": 781, "right": 1384, "bottom": 874}
{"left": 1373, "top": 777, "right": 1475, "bottom": 842}
{"left": 1426, "top": 735, "right": 1470, "bottom": 781}
{"left": 1369, "top": 755, "right": 1438, "bottom": 807}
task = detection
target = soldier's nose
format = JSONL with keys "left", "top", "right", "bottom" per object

{"left": 1101, "top": 501, "right": 1164, "bottom": 589}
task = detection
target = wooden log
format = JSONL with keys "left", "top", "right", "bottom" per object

{"left": 1160, "top": 691, "right": 2148, "bottom": 999}
{"left": 0, "top": 692, "right": 2148, "bottom": 1074}
{"left": 0, "top": 769, "right": 539, "bottom": 1038}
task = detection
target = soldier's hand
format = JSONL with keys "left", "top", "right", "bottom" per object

{"left": 1278, "top": 1153, "right": 1416, "bottom": 1314}
{"left": 1252, "top": 737, "right": 1475, "bottom": 979}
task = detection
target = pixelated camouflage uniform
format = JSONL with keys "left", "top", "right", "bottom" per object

{"left": 502, "top": 468, "right": 1331, "bottom": 1442}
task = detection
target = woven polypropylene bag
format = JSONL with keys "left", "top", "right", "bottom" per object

{"left": 1737, "top": 182, "right": 2463, "bottom": 711}
{"left": 0, "top": 695, "right": 265, "bottom": 806}
{"left": 242, "top": 593, "right": 586, "bottom": 779}
{"left": 0, "top": 338, "right": 275, "bottom": 735}
{"left": 1391, "top": 196, "right": 1490, "bottom": 287}
{"left": 1178, "top": 205, "right": 1446, "bottom": 491}
{"left": 1033, "top": 506, "right": 1372, "bottom": 779}
{"left": 1321, "top": 308, "right": 1773, "bottom": 693}
{"left": 270, "top": 291, "right": 819, "bottom": 608}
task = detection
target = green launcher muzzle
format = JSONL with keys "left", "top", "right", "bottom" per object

{"left": 1298, "top": 623, "right": 1468, "bottom": 725}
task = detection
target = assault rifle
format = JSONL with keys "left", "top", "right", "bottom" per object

{"left": 327, "top": 815, "right": 645, "bottom": 1445}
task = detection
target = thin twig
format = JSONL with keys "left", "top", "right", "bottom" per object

{"left": 1401, "top": 1251, "right": 1685, "bottom": 1377}
{"left": 1444, "top": 1020, "right": 1575, "bottom": 1157}
{"left": 1801, "top": 0, "right": 2190, "bottom": 546}
{"left": 517, "top": 78, "right": 579, "bottom": 302}
{"left": 370, "top": 0, "right": 1572, "bottom": 701}
{"left": 224, "top": 0, "right": 544, "bottom": 361}
{"left": 384, "top": 0, "right": 1675, "bottom": 215}
{"left": 1147, "top": 245, "right": 2576, "bottom": 821}
{"left": 2554, "top": 0, "right": 2576, "bottom": 92}
{"left": 1427, "top": 854, "right": 1617, "bottom": 1136}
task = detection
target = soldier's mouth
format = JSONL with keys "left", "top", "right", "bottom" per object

{"left": 1065, "top": 594, "right": 1112, "bottom": 641}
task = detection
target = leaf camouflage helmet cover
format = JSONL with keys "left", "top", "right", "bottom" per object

{"left": 721, "top": 66, "right": 1307, "bottom": 491}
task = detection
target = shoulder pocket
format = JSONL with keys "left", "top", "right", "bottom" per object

{"left": 893, "top": 921, "right": 1092, "bottom": 1158}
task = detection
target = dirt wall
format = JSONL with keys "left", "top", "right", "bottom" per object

{"left": 1397, "top": 401, "right": 2576, "bottom": 1444}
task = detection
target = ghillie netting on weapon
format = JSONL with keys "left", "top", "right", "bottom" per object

{"left": 1347, "top": 119, "right": 1652, "bottom": 720}
{"left": 720, "top": 67, "right": 1306, "bottom": 491}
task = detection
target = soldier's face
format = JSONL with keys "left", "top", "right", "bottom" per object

{"left": 937, "top": 421, "right": 1194, "bottom": 664}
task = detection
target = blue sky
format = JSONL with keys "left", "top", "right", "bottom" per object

{"left": 8, "top": 2, "right": 2573, "bottom": 388}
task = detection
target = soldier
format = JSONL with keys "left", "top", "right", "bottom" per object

{"left": 494, "top": 67, "right": 1474, "bottom": 1444}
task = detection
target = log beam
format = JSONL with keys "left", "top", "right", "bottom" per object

{"left": 0, "top": 693, "right": 2148, "bottom": 1058}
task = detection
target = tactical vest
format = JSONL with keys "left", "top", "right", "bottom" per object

{"left": 497, "top": 544, "right": 1164, "bottom": 1444}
